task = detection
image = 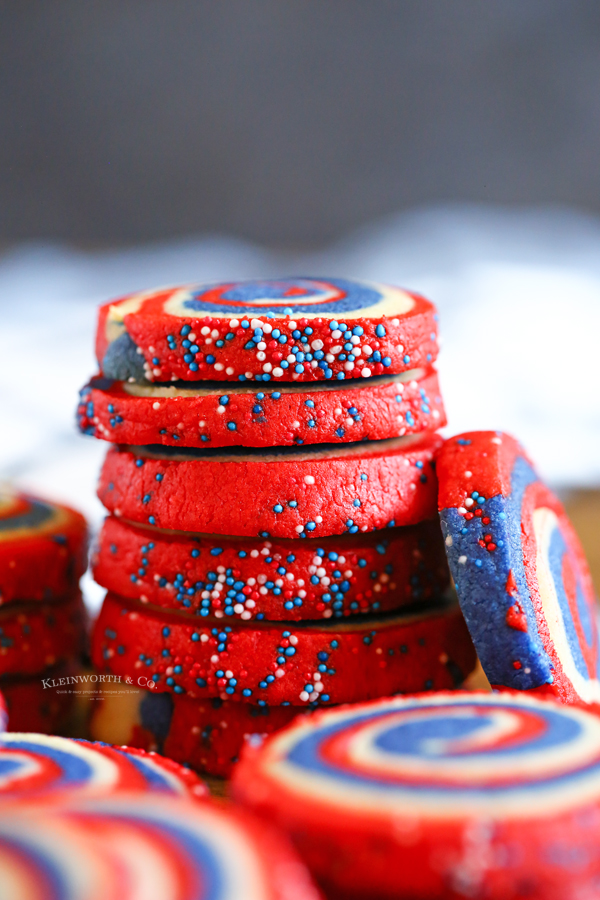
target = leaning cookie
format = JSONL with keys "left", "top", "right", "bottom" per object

{"left": 90, "top": 681, "right": 313, "bottom": 777}
{"left": 78, "top": 367, "right": 445, "bottom": 448}
{"left": 233, "top": 691, "right": 600, "bottom": 900}
{"left": 93, "top": 516, "right": 449, "bottom": 621}
{"left": 0, "top": 488, "right": 87, "bottom": 605}
{"left": 98, "top": 434, "right": 442, "bottom": 538}
{"left": 92, "top": 592, "right": 475, "bottom": 706}
{"left": 96, "top": 277, "right": 438, "bottom": 384}
{"left": 0, "top": 793, "right": 323, "bottom": 900}
{"left": 437, "top": 431, "right": 600, "bottom": 707}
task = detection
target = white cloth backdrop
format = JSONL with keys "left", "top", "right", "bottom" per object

{"left": 2, "top": 205, "right": 599, "bottom": 608}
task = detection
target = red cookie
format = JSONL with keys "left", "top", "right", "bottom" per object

{"left": 78, "top": 368, "right": 445, "bottom": 448}
{"left": 98, "top": 434, "right": 442, "bottom": 538}
{"left": 92, "top": 592, "right": 476, "bottom": 706}
{"left": 0, "top": 488, "right": 87, "bottom": 605}
{"left": 2, "top": 666, "right": 77, "bottom": 734}
{"left": 0, "top": 594, "right": 86, "bottom": 678}
{"left": 90, "top": 681, "right": 312, "bottom": 777}
{"left": 96, "top": 277, "right": 439, "bottom": 383}
{"left": 93, "top": 516, "right": 449, "bottom": 621}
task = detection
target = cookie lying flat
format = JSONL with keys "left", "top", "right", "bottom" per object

{"left": 0, "top": 594, "right": 85, "bottom": 678}
{"left": 0, "top": 793, "right": 322, "bottom": 900}
{"left": 98, "top": 434, "right": 442, "bottom": 538}
{"left": 0, "top": 733, "right": 206, "bottom": 798}
{"left": 92, "top": 592, "right": 475, "bottom": 706}
{"left": 0, "top": 488, "right": 87, "bottom": 604}
{"left": 233, "top": 691, "right": 600, "bottom": 900}
{"left": 437, "top": 431, "right": 600, "bottom": 706}
{"left": 78, "top": 368, "right": 445, "bottom": 448}
{"left": 90, "top": 681, "right": 312, "bottom": 777}
{"left": 93, "top": 516, "right": 449, "bottom": 621}
{"left": 96, "top": 276, "right": 438, "bottom": 384}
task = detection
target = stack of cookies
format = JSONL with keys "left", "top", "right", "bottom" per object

{"left": 0, "top": 487, "right": 87, "bottom": 732}
{"left": 80, "top": 277, "right": 476, "bottom": 775}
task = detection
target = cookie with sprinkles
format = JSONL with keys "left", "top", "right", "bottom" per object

{"left": 233, "top": 691, "right": 600, "bottom": 900}
{"left": 0, "top": 594, "right": 86, "bottom": 679}
{"left": 0, "top": 793, "right": 322, "bottom": 900}
{"left": 96, "top": 277, "right": 438, "bottom": 383}
{"left": 437, "top": 431, "right": 600, "bottom": 707}
{"left": 78, "top": 367, "right": 446, "bottom": 448}
{"left": 93, "top": 516, "right": 449, "bottom": 621}
{"left": 90, "top": 680, "right": 313, "bottom": 777}
{"left": 98, "top": 433, "right": 442, "bottom": 538}
{"left": 2, "top": 665, "right": 77, "bottom": 734}
{"left": 0, "top": 487, "right": 87, "bottom": 605}
{"left": 0, "top": 733, "right": 207, "bottom": 799}
{"left": 91, "top": 592, "right": 475, "bottom": 705}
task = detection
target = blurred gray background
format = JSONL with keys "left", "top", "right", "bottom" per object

{"left": 2, "top": 0, "right": 600, "bottom": 247}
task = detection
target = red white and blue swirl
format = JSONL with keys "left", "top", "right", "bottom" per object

{"left": 0, "top": 794, "right": 276, "bottom": 900}
{"left": 179, "top": 278, "right": 392, "bottom": 316}
{"left": 267, "top": 693, "right": 600, "bottom": 816}
{"left": 0, "top": 495, "right": 55, "bottom": 537}
{"left": 0, "top": 734, "right": 196, "bottom": 797}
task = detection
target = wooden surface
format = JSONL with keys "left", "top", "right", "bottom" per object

{"left": 564, "top": 489, "right": 600, "bottom": 595}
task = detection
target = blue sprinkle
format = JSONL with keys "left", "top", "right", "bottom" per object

{"left": 219, "top": 395, "right": 229, "bottom": 406}
{"left": 375, "top": 324, "right": 386, "bottom": 337}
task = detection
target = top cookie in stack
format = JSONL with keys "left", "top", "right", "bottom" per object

{"left": 83, "top": 278, "right": 475, "bottom": 775}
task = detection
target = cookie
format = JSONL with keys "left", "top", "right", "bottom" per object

{"left": 96, "top": 277, "right": 438, "bottom": 384}
{"left": 0, "top": 793, "right": 321, "bottom": 900}
{"left": 0, "top": 733, "right": 206, "bottom": 798}
{"left": 437, "top": 431, "right": 600, "bottom": 706}
{"left": 2, "top": 665, "right": 77, "bottom": 734}
{"left": 98, "top": 434, "right": 442, "bottom": 538}
{"left": 233, "top": 691, "right": 600, "bottom": 900}
{"left": 90, "top": 681, "right": 312, "bottom": 777}
{"left": 0, "top": 488, "right": 87, "bottom": 604}
{"left": 78, "top": 367, "right": 445, "bottom": 448}
{"left": 92, "top": 592, "right": 475, "bottom": 705}
{"left": 93, "top": 516, "right": 449, "bottom": 621}
{"left": 0, "top": 595, "right": 86, "bottom": 678}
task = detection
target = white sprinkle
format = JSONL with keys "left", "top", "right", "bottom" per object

{"left": 352, "top": 346, "right": 362, "bottom": 356}
{"left": 304, "top": 475, "right": 315, "bottom": 484}
{"left": 211, "top": 329, "right": 219, "bottom": 338}
{"left": 263, "top": 322, "right": 272, "bottom": 333}
{"left": 458, "top": 555, "right": 467, "bottom": 565}
{"left": 250, "top": 549, "right": 259, "bottom": 558}
{"left": 217, "top": 406, "right": 225, "bottom": 414}
{"left": 201, "top": 326, "right": 211, "bottom": 336}
{"left": 257, "top": 342, "right": 266, "bottom": 351}
{"left": 251, "top": 319, "right": 263, "bottom": 330}
{"left": 491, "top": 437, "right": 502, "bottom": 445}
{"left": 465, "top": 470, "right": 473, "bottom": 478}
{"left": 263, "top": 363, "right": 273, "bottom": 373}
{"left": 315, "top": 515, "right": 323, "bottom": 523}
{"left": 257, "top": 574, "right": 267, "bottom": 584}
{"left": 331, "top": 329, "right": 342, "bottom": 339}
{"left": 295, "top": 525, "right": 304, "bottom": 533}
{"left": 361, "top": 368, "right": 372, "bottom": 378}
{"left": 313, "top": 672, "right": 322, "bottom": 682}
{"left": 337, "top": 557, "right": 345, "bottom": 565}
{"left": 330, "top": 345, "right": 342, "bottom": 354}
{"left": 351, "top": 335, "right": 360, "bottom": 345}
{"left": 152, "top": 402, "right": 161, "bottom": 410}
{"left": 226, "top": 367, "right": 234, "bottom": 375}
{"left": 309, "top": 691, "right": 319, "bottom": 701}
{"left": 392, "top": 318, "right": 400, "bottom": 326}
{"left": 289, "top": 321, "right": 297, "bottom": 329}
{"left": 325, "top": 354, "right": 334, "bottom": 363}
{"left": 256, "top": 351, "right": 266, "bottom": 361}
{"left": 241, "top": 611, "right": 252, "bottom": 620}
{"left": 245, "top": 372, "right": 253, "bottom": 379}
{"left": 214, "top": 363, "right": 224, "bottom": 371}
{"left": 299, "top": 691, "right": 309, "bottom": 701}
{"left": 188, "top": 333, "right": 196, "bottom": 342}
{"left": 200, "top": 634, "right": 209, "bottom": 643}
{"left": 457, "top": 507, "right": 467, "bottom": 515}
{"left": 311, "top": 339, "right": 324, "bottom": 350}
{"left": 275, "top": 668, "right": 285, "bottom": 678}
{"left": 289, "top": 635, "right": 298, "bottom": 645}
{"left": 153, "top": 368, "right": 161, "bottom": 376}
{"left": 229, "top": 319, "right": 239, "bottom": 327}
{"left": 464, "top": 497, "right": 475, "bottom": 508}
{"left": 285, "top": 572, "right": 295, "bottom": 581}
{"left": 323, "top": 609, "right": 333, "bottom": 618}
{"left": 272, "top": 367, "right": 284, "bottom": 377}
{"left": 445, "top": 535, "right": 453, "bottom": 547}
{"left": 344, "top": 361, "right": 355, "bottom": 371}
{"left": 363, "top": 345, "right": 372, "bottom": 356}
{"left": 233, "top": 604, "right": 244, "bottom": 614}
{"left": 210, "top": 654, "right": 219, "bottom": 663}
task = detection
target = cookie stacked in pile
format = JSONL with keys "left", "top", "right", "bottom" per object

{"left": 0, "top": 488, "right": 87, "bottom": 732}
{"left": 80, "top": 277, "right": 476, "bottom": 775}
